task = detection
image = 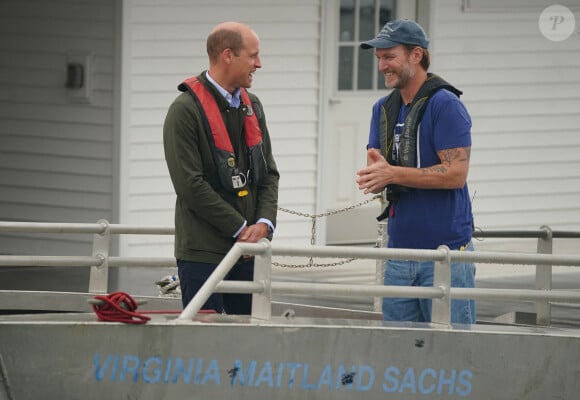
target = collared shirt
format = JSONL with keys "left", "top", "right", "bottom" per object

{"left": 205, "top": 71, "right": 275, "bottom": 238}
{"left": 205, "top": 71, "right": 241, "bottom": 108}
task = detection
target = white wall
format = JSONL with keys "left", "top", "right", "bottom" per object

{"left": 120, "top": 0, "right": 322, "bottom": 256}
{"left": 430, "top": 0, "right": 580, "bottom": 232}
{"left": 0, "top": 0, "right": 117, "bottom": 255}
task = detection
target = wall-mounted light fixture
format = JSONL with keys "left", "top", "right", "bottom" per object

{"left": 66, "top": 51, "right": 93, "bottom": 103}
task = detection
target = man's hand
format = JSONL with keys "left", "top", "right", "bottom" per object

{"left": 356, "top": 149, "right": 395, "bottom": 194}
{"left": 237, "top": 222, "right": 269, "bottom": 243}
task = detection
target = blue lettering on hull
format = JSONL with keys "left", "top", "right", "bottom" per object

{"left": 93, "top": 353, "right": 473, "bottom": 396}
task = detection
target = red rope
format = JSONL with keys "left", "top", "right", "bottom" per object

{"left": 144, "top": 309, "right": 217, "bottom": 314}
{"left": 92, "top": 291, "right": 151, "bottom": 324}
{"left": 91, "top": 292, "right": 217, "bottom": 324}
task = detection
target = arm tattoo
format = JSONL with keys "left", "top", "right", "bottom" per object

{"left": 422, "top": 147, "right": 470, "bottom": 175}
{"left": 441, "top": 147, "right": 470, "bottom": 165}
{"left": 424, "top": 165, "right": 447, "bottom": 174}
{"left": 440, "top": 148, "right": 462, "bottom": 165}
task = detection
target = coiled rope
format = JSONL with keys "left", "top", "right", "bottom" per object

{"left": 91, "top": 291, "right": 151, "bottom": 324}
{"left": 91, "top": 291, "right": 218, "bottom": 324}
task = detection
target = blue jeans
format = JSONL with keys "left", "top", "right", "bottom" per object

{"left": 177, "top": 258, "right": 254, "bottom": 315}
{"left": 382, "top": 243, "right": 476, "bottom": 323}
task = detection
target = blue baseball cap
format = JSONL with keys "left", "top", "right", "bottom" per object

{"left": 360, "top": 19, "right": 429, "bottom": 49}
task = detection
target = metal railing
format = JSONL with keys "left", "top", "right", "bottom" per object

{"left": 1, "top": 220, "right": 580, "bottom": 327}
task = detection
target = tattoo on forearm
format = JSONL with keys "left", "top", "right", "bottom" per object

{"left": 422, "top": 147, "right": 470, "bottom": 175}
{"left": 424, "top": 165, "right": 447, "bottom": 174}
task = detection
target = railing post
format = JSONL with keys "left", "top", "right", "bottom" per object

{"left": 374, "top": 220, "right": 387, "bottom": 313}
{"left": 251, "top": 238, "right": 272, "bottom": 320}
{"left": 89, "top": 219, "right": 110, "bottom": 293}
{"left": 177, "top": 245, "right": 243, "bottom": 322}
{"left": 535, "top": 225, "right": 553, "bottom": 326}
{"left": 432, "top": 245, "right": 451, "bottom": 327}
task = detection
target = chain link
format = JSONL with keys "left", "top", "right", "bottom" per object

{"left": 273, "top": 194, "right": 382, "bottom": 268}
{"left": 277, "top": 194, "right": 382, "bottom": 219}
{"left": 271, "top": 257, "right": 358, "bottom": 269}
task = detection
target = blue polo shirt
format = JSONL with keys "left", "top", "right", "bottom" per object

{"left": 367, "top": 89, "right": 474, "bottom": 250}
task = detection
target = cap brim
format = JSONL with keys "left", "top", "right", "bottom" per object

{"left": 360, "top": 38, "right": 399, "bottom": 49}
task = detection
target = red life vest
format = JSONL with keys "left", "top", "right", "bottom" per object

{"left": 181, "top": 76, "right": 262, "bottom": 151}
{"left": 179, "top": 76, "right": 268, "bottom": 193}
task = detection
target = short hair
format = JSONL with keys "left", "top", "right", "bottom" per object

{"left": 404, "top": 45, "right": 430, "bottom": 71}
{"left": 206, "top": 28, "right": 244, "bottom": 62}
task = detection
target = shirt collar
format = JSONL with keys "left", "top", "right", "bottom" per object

{"left": 205, "top": 71, "right": 241, "bottom": 108}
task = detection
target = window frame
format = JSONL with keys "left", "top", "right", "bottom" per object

{"left": 337, "top": 0, "right": 396, "bottom": 92}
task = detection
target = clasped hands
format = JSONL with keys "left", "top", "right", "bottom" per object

{"left": 356, "top": 149, "right": 396, "bottom": 195}
{"left": 237, "top": 222, "right": 269, "bottom": 259}
{"left": 237, "top": 222, "right": 269, "bottom": 243}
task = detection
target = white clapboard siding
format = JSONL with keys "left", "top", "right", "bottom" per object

{"left": 122, "top": 0, "right": 322, "bottom": 256}
{"left": 0, "top": 0, "right": 116, "bottom": 256}
{"left": 431, "top": 0, "right": 580, "bottom": 231}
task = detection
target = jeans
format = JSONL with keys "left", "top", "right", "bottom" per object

{"left": 177, "top": 258, "right": 254, "bottom": 315}
{"left": 382, "top": 243, "right": 476, "bottom": 323}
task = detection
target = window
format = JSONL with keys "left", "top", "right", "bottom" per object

{"left": 338, "top": 0, "right": 395, "bottom": 91}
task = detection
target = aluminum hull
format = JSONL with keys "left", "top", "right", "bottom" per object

{"left": 1, "top": 312, "right": 579, "bottom": 400}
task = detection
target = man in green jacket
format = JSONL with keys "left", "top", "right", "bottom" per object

{"left": 163, "top": 21, "right": 279, "bottom": 314}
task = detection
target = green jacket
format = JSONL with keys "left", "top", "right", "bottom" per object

{"left": 163, "top": 72, "right": 279, "bottom": 263}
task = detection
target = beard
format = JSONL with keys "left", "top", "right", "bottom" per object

{"left": 384, "top": 62, "right": 415, "bottom": 90}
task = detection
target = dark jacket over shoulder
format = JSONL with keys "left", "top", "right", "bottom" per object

{"left": 163, "top": 72, "right": 279, "bottom": 263}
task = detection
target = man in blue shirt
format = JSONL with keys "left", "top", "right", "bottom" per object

{"left": 356, "top": 19, "right": 476, "bottom": 323}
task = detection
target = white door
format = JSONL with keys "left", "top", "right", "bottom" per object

{"left": 320, "top": 0, "right": 418, "bottom": 244}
